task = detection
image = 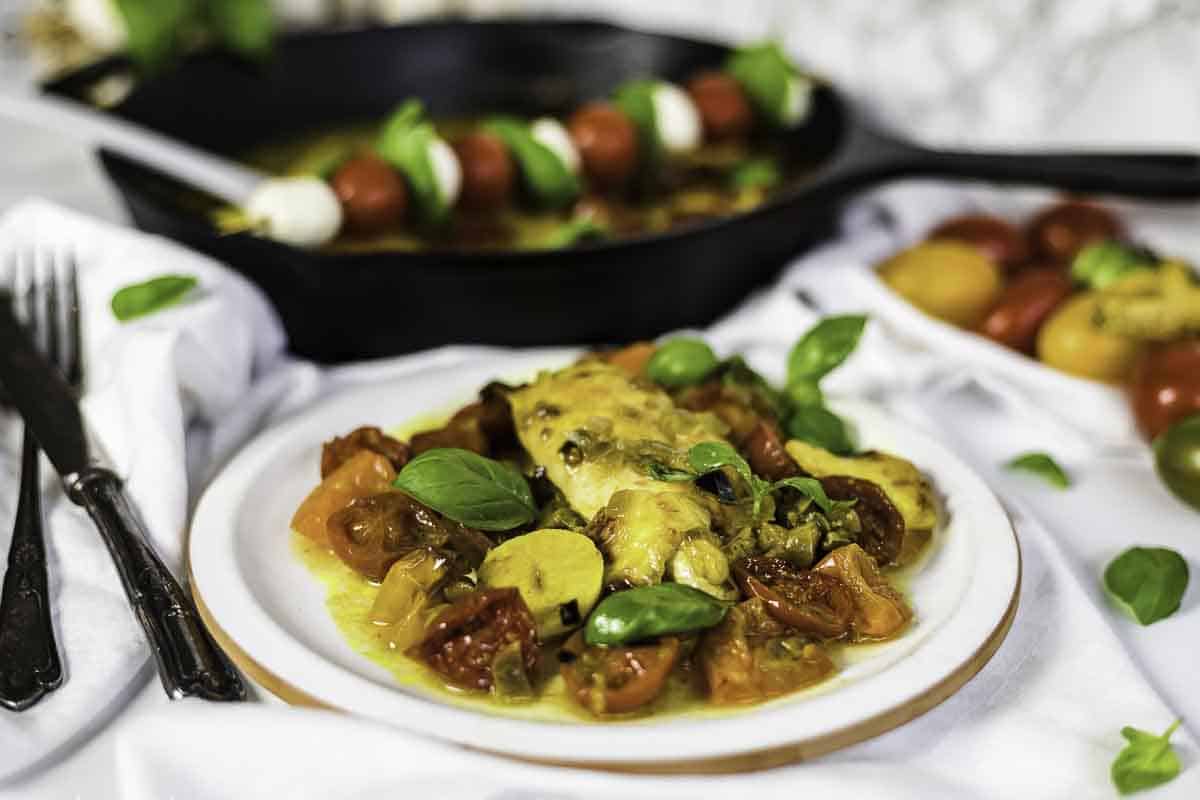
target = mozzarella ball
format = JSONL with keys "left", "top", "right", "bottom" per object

{"left": 652, "top": 82, "right": 702, "bottom": 153}
{"left": 426, "top": 136, "right": 463, "bottom": 209}
{"left": 530, "top": 117, "right": 581, "bottom": 174}
{"left": 245, "top": 176, "right": 344, "bottom": 248}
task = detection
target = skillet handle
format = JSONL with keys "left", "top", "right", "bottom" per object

{"left": 899, "top": 147, "right": 1200, "bottom": 199}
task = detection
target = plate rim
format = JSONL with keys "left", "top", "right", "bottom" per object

{"left": 189, "top": 353, "right": 1021, "bottom": 771}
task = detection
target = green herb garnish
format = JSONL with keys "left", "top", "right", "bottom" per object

{"left": 1005, "top": 452, "right": 1071, "bottom": 489}
{"left": 786, "top": 405, "right": 855, "bottom": 455}
{"left": 484, "top": 116, "right": 581, "bottom": 209}
{"left": 729, "top": 158, "right": 781, "bottom": 190}
{"left": 726, "top": 42, "right": 813, "bottom": 128}
{"left": 111, "top": 274, "right": 199, "bottom": 321}
{"left": 206, "top": 0, "right": 273, "bottom": 61}
{"left": 114, "top": 0, "right": 273, "bottom": 70}
{"left": 646, "top": 338, "right": 720, "bottom": 388}
{"left": 541, "top": 217, "right": 610, "bottom": 249}
{"left": 1111, "top": 720, "right": 1182, "bottom": 795}
{"left": 1104, "top": 547, "right": 1189, "bottom": 626}
{"left": 1071, "top": 241, "right": 1155, "bottom": 290}
{"left": 393, "top": 448, "right": 536, "bottom": 531}
{"left": 377, "top": 100, "right": 453, "bottom": 223}
{"left": 613, "top": 79, "right": 663, "bottom": 163}
{"left": 788, "top": 314, "right": 868, "bottom": 383}
{"left": 584, "top": 583, "right": 730, "bottom": 646}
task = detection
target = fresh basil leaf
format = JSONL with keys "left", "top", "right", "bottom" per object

{"left": 206, "top": 0, "right": 272, "bottom": 60}
{"left": 688, "top": 441, "right": 767, "bottom": 515}
{"left": 646, "top": 338, "right": 719, "bottom": 388}
{"left": 541, "top": 216, "right": 610, "bottom": 249}
{"left": 726, "top": 42, "right": 811, "bottom": 128}
{"left": 787, "top": 314, "right": 868, "bottom": 383}
{"left": 111, "top": 274, "right": 199, "bottom": 321}
{"left": 376, "top": 100, "right": 452, "bottom": 223}
{"left": 1104, "top": 547, "right": 1189, "bottom": 626}
{"left": 718, "top": 356, "right": 789, "bottom": 419}
{"left": 584, "top": 583, "right": 729, "bottom": 646}
{"left": 484, "top": 116, "right": 581, "bottom": 209}
{"left": 770, "top": 476, "right": 853, "bottom": 516}
{"left": 1071, "top": 241, "right": 1155, "bottom": 290}
{"left": 645, "top": 462, "right": 697, "bottom": 482}
{"left": 1111, "top": 720, "right": 1182, "bottom": 795}
{"left": 784, "top": 377, "right": 824, "bottom": 409}
{"left": 393, "top": 447, "right": 536, "bottom": 531}
{"left": 613, "top": 79, "right": 662, "bottom": 162}
{"left": 729, "top": 158, "right": 780, "bottom": 190}
{"left": 786, "top": 405, "right": 855, "bottom": 455}
{"left": 114, "top": 0, "right": 198, "bottom": 70}
{"left": 1006, "top": 452, "right": 1071, "bottom": 489}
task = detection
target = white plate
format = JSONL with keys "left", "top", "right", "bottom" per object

{"left": 189, "top": 349, "right": 1019, "bottom": 769}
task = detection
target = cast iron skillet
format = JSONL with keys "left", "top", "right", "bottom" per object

{"left": 45, "top": 20, "right": 1200, "bottom": 363}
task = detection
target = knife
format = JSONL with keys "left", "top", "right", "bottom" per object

{"left": 0, "top": 299, "right": 244, "bottom": 701}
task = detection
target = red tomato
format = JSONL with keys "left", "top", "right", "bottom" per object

{"left": 977, "top": 268, "right": 1076, "bottom": 353}
{"left": 1130, "top": 339, "right": 1200, "bottom": 441}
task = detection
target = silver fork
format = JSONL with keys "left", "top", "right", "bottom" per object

{"left": 0, "top": 251, "right": 74, "bottom": 711}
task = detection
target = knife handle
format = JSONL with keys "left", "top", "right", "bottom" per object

{"left": 67, "top": 467, "right": 245, "bottom": 701}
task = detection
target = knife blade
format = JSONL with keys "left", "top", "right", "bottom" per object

{"left": 0, "top": 295, "right": 244, "bottom": 701}
{"left": 0, "top": 294, "right": 90, "bottom": 477}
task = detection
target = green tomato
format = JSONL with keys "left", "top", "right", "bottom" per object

{"left": 646, "top": 338, "right": 719, "bottom": 387}
{"left": 1154, "top": 414, "right": 1200, "bottom": 510}
{"left": 1070, "top": 241, "right": 1155, "bottom": 289}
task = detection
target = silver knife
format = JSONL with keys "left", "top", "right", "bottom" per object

{"left": 0, "top": 299, "right": 244, "bottom": 701}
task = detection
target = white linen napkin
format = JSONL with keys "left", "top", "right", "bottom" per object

{"left": 0, "top": 190, "right": 1196, "bottom": 798}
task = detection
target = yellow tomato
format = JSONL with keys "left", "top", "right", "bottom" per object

{"left": 1036, "top": 292, "right": 1141, "bottom": 382}
{"left": 879, "top": 241, "right": 1002, "bottom": 328}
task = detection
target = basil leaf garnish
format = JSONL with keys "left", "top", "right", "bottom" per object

{"left": 1005, "top": 452, "right": 1070, "bottom": 489}
{"left": 725, "top": 42, "right": 812, "bottom": 128}
{"left": 376, "top": 100, "right": 452, "bottom": 223}
{"left": 688, "top": 441, "right": 768, "bottom": 515}
{"left": 115, "top": 0, "right": 195, "bottom": 70}
{"left": 1111, "top": 720, "right": 1182, "bottom": 795}
{"left": 208, "top": 0, "right": 273, "bottom": 61}
{"left": 788, "top": 314, "right": 868, "bottom": 383}
{"left": 729, "top": 158, "right": 780, "bottom": 190}
{"left": 1103, "top": 547, "right": 1189, "bottom": 626}
{"left": 584, "top": 583, "right": 730, "bottom": 646}
{"left": 541, "top": 216, "right": 610, "bottom": 249}
{"left": 770, "top": 476, "right": 853, "bottom": 516}
{"left": 111, "top": 274, "right": 199, "bottom": 321}
{"left": 393, "top": 448, "right": 536, "bottom": 531}
{"left": 484, "top": 116, "right": 581, "bottom": 209}
{"left": 786, "top": 406, "right": 855, "bottom": 455}
{"left": 614, "top": 79, "right": 662, "bottom": 163}
{"left": 1071, "top": 241, "right": 1155, "bottom": 290}
{"left": 646, "top": 338, "right": 720, "bottom": 388}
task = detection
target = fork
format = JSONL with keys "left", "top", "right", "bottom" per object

{"left": 0, "top": 251, "right": 71, "bottom": 711}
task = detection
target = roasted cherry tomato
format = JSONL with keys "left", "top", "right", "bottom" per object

{"left": 559, "top": 632, "right": 680, "bottom": 715}
{"left": 1154, "top": 414, "right": 1200, "bottom": 511}
{"left": 741, "top": 420, "right": 800, "bottom": 482}
{"left": 327, "top": 492, "right": 464, "bottom": 581}
{"left": 410, "top": 386, "right": 516, "bottom": 457}
{"left": 567, "top": 103, "right": 638, "bottom": 188}
{"left": 1026, "top": 200, "right": 1122, "bottom": 264}
{"left": 928, "top": 214, "right": 1027, "bottom": 271}
{"left": 1130, "top": 339, "right": 1200, "bottom": 441}
{"left": 454, "top": 132, "right": 516, "bottom": 211}
{"left": 977, "top": 267, "right": 1076, "bottom": 353}
{"left": 290, "top": 451, "right": 396, "bottom": 546}
{"left": 686, "top": 71, "right": 753, "bottom": 140}
{"left": 330, "top": 153, "right": 408, "bottom": 235}
{"left": 415, "top": 588, "right": 539, "bottom": 691}
{"left": 321, "top": 426, "right": 411, "bottom": 478}
{"left": 733, "top": 557, "right": 855, "bottom": 638}
{"left": 819, "top": 476, "right": 906, "bottom": 565}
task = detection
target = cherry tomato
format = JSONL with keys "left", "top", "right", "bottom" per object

{"left": 567, "top": 103, "right": 638, "bottom": 188}
{"left": 321, "top": 425, "right": 410, "bottom": 478}
{"left": 1026, "top": 200, "right": 1122, "bottom": 264}
{"left": 733, "top": 557, "right": 854, "bottom": 638}
{"left": 977, "top": 268, "right": 1076, "bottom": 353}
{"left": 326, "top": 492, "right": 460, "bottom": 581}
{"left": 560, "top": 632, "right": 680, "bottom": 715}
{"left": 686, "top": 71, "right": 753, "bottom": 140}
{"left": 878, "top": 241, "right": 1002, "bottom": 328}
{"left": 290, "top": 451, "right": 396, "bottom": 547}
{"left": 1037, "top": 292, "right": 1141, "bottom": 383}
{"left": 742, "top": 420, "right": 800, "bottom": 481}
{"left": 454, "top": 133, "right": 515, "bottom": 211}
{"left": 1154, "top": 414, "right": 1200, "bottom": 511}
{"left": 1130, "top": 339, "right": 1200, "bottom": 440}
{"left": 330, "top": 153, "right": 408, "bottom": 235}
{"left": 928, "top": 214, "right": 1027, "bottom": 271}
{"left": 415, "top": 588, "right": 539, "bottom": 691}
{"left": 819, "top": 476, "right": 906, "bottom": 566}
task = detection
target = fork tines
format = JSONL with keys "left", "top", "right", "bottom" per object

{"left": 2, "top": 250, "right": 81, "bottom": 390}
